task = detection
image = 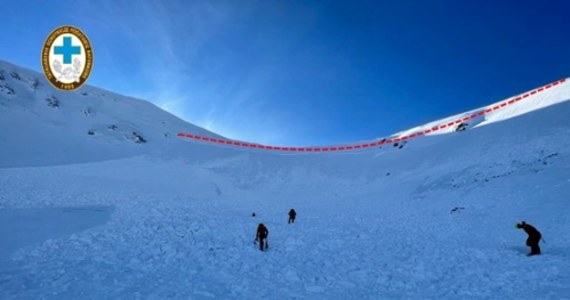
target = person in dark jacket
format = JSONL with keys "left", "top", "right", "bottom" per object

{"left": 255, "top": 223, "right": 269, "bottom": 251}
{"left": 288, "top": 209, "right": 297, "bottom": 224}
{"left": 516, "top": 221, "right": 542, "bottom": 256}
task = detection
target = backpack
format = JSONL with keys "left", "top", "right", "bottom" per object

{"left": 257, "top": 224, "right": 267, "bottom": 238}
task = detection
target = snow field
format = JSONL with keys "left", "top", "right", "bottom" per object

{"left": 1, "top": 60, "right": 569, "bottom": 298}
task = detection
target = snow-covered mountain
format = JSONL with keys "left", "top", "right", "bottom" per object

{"left": 1, "top": 59, "right": 569, "bottom": 299}
{"left": 0, "top": 60, "right": 221, "bottom": 168}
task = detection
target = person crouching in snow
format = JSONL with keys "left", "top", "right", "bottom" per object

{"left": 516, "top": 221, "right": 542, "bottom": 256}
{"left": 255, "top": 223, "right": 269, "bottom": 251}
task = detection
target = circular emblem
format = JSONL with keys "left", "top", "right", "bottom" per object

{"left": 41, "top": 25, "right": 93, "bottom": 91}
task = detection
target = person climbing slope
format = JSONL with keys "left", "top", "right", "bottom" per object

{"left": 288, "top": 209, "right": 297, "bottom": 224}
{"left": 516, "top": 221, "right": 542, "bottom": 256}
{"left": 255, "top": 223, "right": 269, "bottom": 251}
{"left": 289, "top": 208, "right": 297, "bottom": 224}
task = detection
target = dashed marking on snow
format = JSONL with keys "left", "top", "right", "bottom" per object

{"left": 178, "top": 78, "right": 567, "bottom": 153}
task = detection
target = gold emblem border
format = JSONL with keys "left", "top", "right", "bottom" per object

{"left": 41, "top": 25, "right": 93, "bottom": 91}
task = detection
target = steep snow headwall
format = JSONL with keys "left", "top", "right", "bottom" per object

{"left": 176, "top": 78, "right": 570, "bottom": 152}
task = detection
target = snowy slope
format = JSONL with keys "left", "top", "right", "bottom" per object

{"left": 0, "top": 60, "right": 221, "bottom": 168}
{"left": 1, "top": 60, "right": 570, "bottom": 299}
{"left": 381, "top": 79, "right": 563, "bottom": 142}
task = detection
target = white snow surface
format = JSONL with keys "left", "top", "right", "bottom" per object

{"left": 0, "top": 61, "right": 221, "bottom": 168}
{"left": 1, "top": 60, "right": 570, "bottom": 299}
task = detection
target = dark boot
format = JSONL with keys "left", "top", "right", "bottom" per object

{"left": 529, "top": 244, "right": 541, "bottom": 256}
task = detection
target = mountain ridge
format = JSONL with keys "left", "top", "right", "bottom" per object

{"left": 1, "top": 58, "right": 569, "bottom": 165}
{"left": 0, "top": 59, "right": 222, "bottom": 167}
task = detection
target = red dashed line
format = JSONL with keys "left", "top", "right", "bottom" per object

{"left": 178, "top": 78, "right": 566, "bottom": 152}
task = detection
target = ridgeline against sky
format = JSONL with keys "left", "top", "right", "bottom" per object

{"left": 2, "top": 0, "right": 569, "bottom": 146}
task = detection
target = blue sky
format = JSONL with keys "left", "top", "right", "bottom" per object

{"left": 1, "top": 0, "right": 569, "bottom": 146}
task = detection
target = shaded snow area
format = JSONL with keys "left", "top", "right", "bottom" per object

{"left": 1, "top": 60, "right": 570, "bottom": 299}
{"left": 0, "top": 206, "right": 113, "bottom": 260}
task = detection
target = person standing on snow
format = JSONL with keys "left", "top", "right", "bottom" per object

{"left": 288, "top": 209, "right": 297, "bottom": 224}
{"left": 255, "top": 223, "right": 269, "bottom": 251}
{"left": 516, "top": 221, "right": 542, "bottom": 256}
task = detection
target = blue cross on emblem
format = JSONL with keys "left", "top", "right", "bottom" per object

{"left": 54, "top": 36, "right": 81, "bottom": 64}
